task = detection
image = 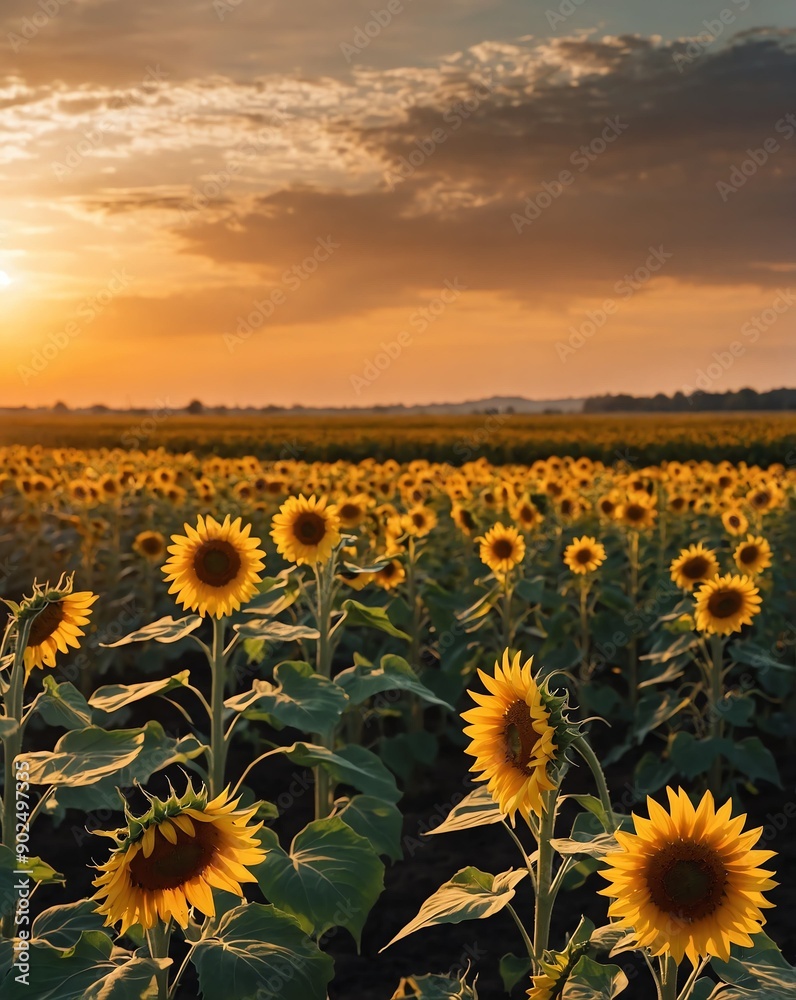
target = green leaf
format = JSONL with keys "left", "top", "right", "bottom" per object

{"left": 276, "top": 742, "right": 401, "bottom": 803}
{"left": 191, "top": 903, "right": 334, "bottom": 1000}
{"left": 88, "top": 671, "right": 191, "bottom": 713}
{"left": 383, "top": 867, "right": 527, "bottom": 948}
{"left": 33, "top": 678, "right": 93, "bottom": 730}
{"left": 633, "top": 752, "right": 676, "bottom": 798}
{"left": 710, "top": 932, "right": 796, "bottom": 995}
{"left": 31, "top": 901, "right": 108, "bottom": 949}
{"left": 729, "top": 641, "right": 794, "bottom": 673}
{"left": 380, "top": 731, "right": 438, "bottom": 782}
{"left": 425, "top": 786, "right": 504, "bottom": 835}
{"left": 669, "top": 733, "right": 729, "bottom": 781}
{"left": 232, "top": 619, "right": 320, "bottom": 642}
{"left": 514, "top": 576, "right": 545, "bottom": 604}
{"left": 499, "top": 953, "right": 532, "bottom": 992}
{"left": 564, "top": 794, "right": 613, "bottom": 833}
{"left": 340, "top": 600, "right": 410, "bottom": 639}
{"left": 633, "top": 690, "right": 690, "bottom": 743}
{"left": 563, "top": 955, "right": 629, "bottom": 998}
{"left": 17, "top": 727, "right": 146, "bottom": 786}
{"left": 335, "top": 654, "right": 453, "bottom": 709}
{"left": 335, "top": 794, "right": 404, "bottom": 861}
{"left": 100, "top": 614, "right": 202, "bottom": 647}
{"left": 54, "top": 721, "right": 206, "bottom": 813}
{"left": 0, "top": 931, "right": 117, "bottom": 1000}
{"left": 728, "top": 737, "right": 781, "bottom": 787}
{"left": 255, "top": 817, "right": 384, "bottom": 947}
{"left": 225, "top": 661, "right": 348, "bottom": 734}
{"left": 84, "top": 957, "right": 173, "bottom": 999}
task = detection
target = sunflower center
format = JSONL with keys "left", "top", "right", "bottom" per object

{"left": 728, "top": 515, "right": 740, "bottom": 527}
{"left": 129, "top": 820, "right": 219, "bottom": 891}
{"left": 600, "top": 499, "right": 615, "bottom": 514}
{"left": 380, "top": 562, "right": 397, "bottom": 579}
{"left": 193, "top": 541, "right": 241, "bottom": 587}
{"left": 739, "top": 545, "right": 759, "bottom": 564}
{"left": 293, "top": 511, "right": 327, "bottom": 546}
{"left": 27, "top": 601, "right": 65, "bottom": 647}
{"left": 706, "top": 588, "right": 743, "bottom": 619}
{"left": 502, "top": 700, "right": 540, "bottom": 773}
{"left": 560, "top": 499, "right": 573, "bottom": 515}
{"left": 646, "top": 841, "right": 727, "bottom": 922}
{"left": 339, "top": 503, "right": 361, "bottom": 521}
{"left": 492, "top": 538, "right": 515, "bottom": 560}
{"left": 140, "top": 535, "right": 163, "bottom": 555}
{"left": 670, "top": 497, "right": 685, "bottom": 511}
{"left": 575, "top": 547, "right": 593, "bottom": 565}
{"left": 411, "top": 513, "right": 426, "bottom": 529}
{"left": 682, "top": 556, "right": 709, "bottom": 579}
{"left": 625, "top": 504, "right": 645, "bottom": 521}
{"left": 752, "top": 491, "right": 769, "bottom": 507}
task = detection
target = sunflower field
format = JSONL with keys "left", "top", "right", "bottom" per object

{"left": 0, "top": 443, "right": 794, "bottom": 999}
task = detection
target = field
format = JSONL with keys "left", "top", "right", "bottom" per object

{"left": 0, "top": 417, "right": 794, "bottom": 999}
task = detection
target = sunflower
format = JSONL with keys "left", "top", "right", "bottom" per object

{"left": 693, "top": 573, "right": 762, "bottom": 635}
{"left": 462, "top": 651, "right": 558, "bottom": 822}
{"left": 401, "top": 504, "right": 438, "bottom": 538}
{"left": 563, "top": 535, "right": 606, "bottom": 575}
{"left": 599, "top": 787, "right": 777, "bottom": 964}
{"left": 721, "top": 507, "right": 748, "bottom": 537}
{"left": 336, "top": 494, "right": 371, "bottom": 529}
{"left": 512, "top": 496, "right": 543, "bottom": 533}
{"left": 527, "top": 952, "right": 569, "bottom": 999}
{"left": 669, "top": 543, "right": 719, "bottom": 591}
{"left": 92, "top": 784, "right": 266, "bottom": 934}
{"left": 23, "top": 588, "right": 98, "bottom": 672}
{"left": 451, "top": 503, "right": 479, "bottom": 537}
{"left": 373, "top": 558, "right": 406, "bottom": 591}
{"left": 163, "top": 514, "right": 265, "bottom": 617}
{"left": 132, "top": 530, "right": 167, "bottom": 564}
{"left": 478, "top": 523, "right": 526, "bottom": 575}
{"left": 270, "top": 494, "right": 341, "bottom": 565}
{"left": 616, "top": 492, "right": 657, "bottom": 530}
{"left": 733, "top": 535, "right": 772, "bottom": 576}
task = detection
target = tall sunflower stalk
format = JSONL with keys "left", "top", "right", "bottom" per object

{"left": 310, "top": 550, "right": 340, "bottom": 818}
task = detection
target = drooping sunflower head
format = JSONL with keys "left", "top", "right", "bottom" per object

{"left": 563, "top": 535, "right": 606, "bottom": 575}
{"left": 693, "top": 573, "right": 762, "bottom": 635}
{"left": 451, "top": 503, "right": 479, "bottom": 537}
{"left": 373, "top": 557, "right": 406, "bottom": 591}
{"left": 92, "top": 783, "right": 266, "bottom": 934}
{"left": 162, "top": 514, "right": 265, "bottom": 618}
{"left": 270, "top": 494, "right": 341, "bottom": 566}
{"left": 733, "top": 534, "right": 773, "bottom": 576}
{"left": 599, "top": 787, "right": 777, "bottom": 964}
{"left": 669, "top": 543, "right": 719, "bottom": 591}
{"left": 19, "top": 576, "right": 98, "bottom": 673}
{"left": 527, "top": 952, "right": 569, "bottom": 999}
{"left": 478, "top": 523, "right": 526, "bottom": 575}
{"left": 462, "top": 651, "right": 575, "bottom": 822}
{"left": 132, "top": 530, "right": 167, "bottom": 564}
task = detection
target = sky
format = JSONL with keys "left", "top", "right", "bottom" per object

{"left": 0, "top": 0, "right": 795, "bottom": 408}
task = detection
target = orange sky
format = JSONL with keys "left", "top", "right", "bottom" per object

{"left": 1, "top": 2, "right": 795, "bottom": 407}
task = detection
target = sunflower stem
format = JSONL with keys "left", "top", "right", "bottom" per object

{"left": 532, "top": 788, "right": 558, "bottom": 973}
{"left": 660, "top": 954, "right": 679, "bottom": 1000}
{"left": 500, "top": 819, "right": 537, "bottom": 892}
{"left": 145, "top": 921, "right": 172, "bottom": 1000}
{"left": 676, "top": 957, "right": 709, "bottom": 1000}
{"left": 312, "top": 557, "right": 336, "bottom": 819}
{"left": 573, "top": 735, "right": 616, "bottom": 831}
{"left": 500, "top": 574, "right": 514, "bottom": 655}
{"left": 209, "top": 616, "right": 228, "bottom": 798}
{"left": 628, "top": 530, "right": 640, "bottom": 710}
{"left": 506, "top": 902, "right": 537, "bottom": 963}
{"left": 578, "top": 577, "right": 590, "bottom": 684}
{"left": 1, "top": 614, "right": 34, "bottom": 936}
{"left": 708, "top": 634, "right": 725, "bottom": 793}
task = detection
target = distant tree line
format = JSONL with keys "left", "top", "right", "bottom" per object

{"left": 583, "top": 388, "right": 796, "bottom": 412}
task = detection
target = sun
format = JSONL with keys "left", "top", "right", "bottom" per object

{"left": 0, "top": 271, "right": 12, "bottom": 288}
